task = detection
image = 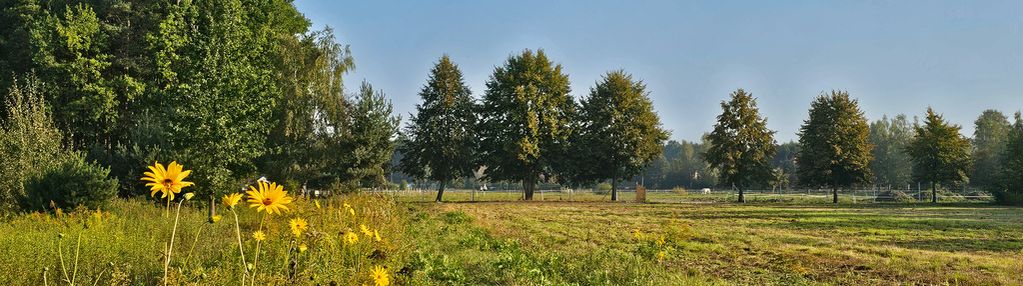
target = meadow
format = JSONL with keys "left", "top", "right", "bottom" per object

{"left": 1, "top": 190, "right": 1019, "bottom": 285}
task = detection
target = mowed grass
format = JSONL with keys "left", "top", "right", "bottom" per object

{"left": 414, "top": 198, "right": 1023, "bottom": 285}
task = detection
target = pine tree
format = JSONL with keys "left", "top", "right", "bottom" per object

{"left": 971, "top": 110, "right": 1010, "bottom": 192}
{"left": 906, "top": 108, "right": 972, "bottom": 203}
{"left": 399, "top": 55, "right": 477, "bottom": 202}
{"left": 478, "top": 49, "right": 575, "bottom": 200}
{"left": 705, "top": 89, "right": 776, "bottom": 203}
{"left": 343, "top": 81, "right": 400, "bottom": 189}
{"left": 796, "top": 91, "right": 873, "bottom": 204}
{"left": 577, "top": 70, "right": 669, "bottom": 201}
{"left": 996, "top": 112, "right": 1023, "bottom": 204}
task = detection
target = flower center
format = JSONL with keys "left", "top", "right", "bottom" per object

{"left": 262, "top": 198, "right": 273, "bottom": 206}
{"left": 162, "top": 179, "right": 174, "bottom": 188}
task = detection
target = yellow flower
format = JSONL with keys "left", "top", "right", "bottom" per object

{"left": 343, "top": 232, "right": 359, "bottom": 245}
{"left": 252, "top": 231, "right": 266, "bottom": 242}
{"left": 632, "top": 229, "right": 643, "bottom": 240}
{"left": 360, "top": 224, "right": 373, "bottom": 237}
{"left": 344, "top": 203, "right": 355, "bottom": 216}
{"left": 655, "top": 236, "right": 666, "bottom": 247}
{"left": 370, "top": 265, "right": 390, "bottom": 286}
{"left": 210, "top": 215, "right": 222, "bottom": 223}
{"left": 373, "top": 230, "right": 382, "bottom": 242}
{"left": 183, "top": 192, "right": 194, "bottom": 201}
{"left": 289, "top": 218, "right": 308, "bottom": 238}
{"left": 298, "top": 243, "right": 308, "bottom": 253}
{"left": 141, "top": 161, "right": 194, "bottom": 201}
{"left": 246, "top": 181, "right": 293, "bottom": 215}
{"left": 314, "top": 200, "right": 321, "bottom": 209}
{"left": 657, "top": 250, "right": 666, "bottom": 262}
{"left": 221, "top": 193, "right": 243, "bottom": 208}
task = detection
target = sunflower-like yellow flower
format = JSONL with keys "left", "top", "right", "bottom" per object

{"left": 210, "top": 215, "right": 222, "bottom": 223}
{"left": 657, "top": 250, "right": 666, "bottom": 262}
{"left": 221, "top": 193, "right": 243, "bottom": 208}
{"left": 252, "top": 231, "right": 266, "bottom": 242}
{"left": 289, "top": 218, "right": 308, "bottom": 238}
{"left": 360, "top": 224, "right": 373, "bottom": 237}
{"left": 655, "top": 236, "right": 666, "bottom": 247}
{"left": 373, "top": 229, "right": 382, "bottom": 242}
{"left": 343, "top": 232, "right": 359, "bottom": 245}
{"left": 246, "top": 181, "right": 293, "bottom": 215}
{"left": 370, "top": 265, "right": 390, "bottom": 286}
{"left": 298, "top": 243, "right": 308, "bottom": 253}
{"left": 314, "top": 200, "right": 321, "bottom": 209}
{"left": 141, "top": 161, "right": 194, "bottom": 201}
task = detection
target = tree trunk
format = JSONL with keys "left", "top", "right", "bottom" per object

{"left": 523, "top": 176, "right": 535, "bottom": 201}
{"left": 931, "top": 182, "right": 937, "bottom": 203}
{"left": 833, "top": 187, "right": 838, "bottom": 204}
{"left": 737, "top": 188, "right": 745, "bottom": 203}
{"left": 435, "top": 180, "right": 446, "bottom": 202}
{"left": 610, "top": 177, "right": 618, "bottom": 201}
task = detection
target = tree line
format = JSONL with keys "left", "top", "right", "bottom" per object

{"left": 0, "top": 1, "right": 399, "bottom": 213}
{"left": 2, "top": 1, "right": 1022, "bottom": 211}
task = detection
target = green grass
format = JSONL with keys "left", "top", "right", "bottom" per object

{"left": 0, "top": 192, "right": 1019, "bottom": 285}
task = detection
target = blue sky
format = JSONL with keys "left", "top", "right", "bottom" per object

{"left": 293, "top": 0, "right": 1023, "bottom": 142}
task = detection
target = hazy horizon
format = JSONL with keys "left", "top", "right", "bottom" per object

{"left": 294, "top": 0, "right": 1023, "bottom": 142}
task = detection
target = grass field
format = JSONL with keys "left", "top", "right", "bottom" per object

{"left": 1, "top": 191, "right": 1019, "bottom": 285}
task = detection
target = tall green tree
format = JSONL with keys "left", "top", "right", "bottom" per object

{"left": 339, "top": 81, "right": 400, "bottom": 189}
{"left": 906, "top": 108, "right": 972, "bottom": 203}
{"left": 970, "top": 110, "right": 1010, "bottom": 192}
{"left": 577, "top": 70, "right": 668, "bottom": 201}
{"left": 478, "top": 49, "right": 575, "bottom": 200}
{"left": 868, "top": 114, "right": 914, "bottom": 189}
{"left": 796, "top": 91, "right": 873, "bottom": 204}
{"left": 705, "top": 89, "right": 776, "bottom": 203}
{"left": 399, "top": 55, "right": 477, "bottom": 202}
{"left": 261, "top": 26, "right": 354, "bottom": 191}
{"left": 997, "top": 112, "right": 1023, "bottom": 204}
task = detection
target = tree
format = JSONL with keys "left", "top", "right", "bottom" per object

{"left": 997, "top": 112, "right": 1023, "bottom": 204}
{"left": 339, "top": 81, "right": 400, "bottom": 189}
{"left": 261, "top": 27, "right": 354, "bottom": 191}
{"left": 906, "top": 108, "right": 972, "bottom": 203}
{"left": 705, "top": 89, "right": 776, "bottom": 203}
{"left": 796, "top": 91, "right": 873, "bottom": 204}
{"left": 970, "top": 110, "right": 1010, "bottom": 192}
{"left": 869, "top": 115, "right": 914, "bottom": 189}
{"left": 478, "top": 49, "right": 575, "bottom": 200}
{"left": 771, "top": 141, "right": 799, "bottom": 191}
{"left": 576, "top": 70, "right": 669, "bottom": 201}
{"left": 399, "top": 55, "right": 477, "bottom": 202}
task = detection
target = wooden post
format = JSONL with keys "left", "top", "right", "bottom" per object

{"left": 635, "top": 184, "right": 647, "bottom": 203}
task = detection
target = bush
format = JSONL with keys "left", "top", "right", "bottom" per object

{"left": 23, "top": 155, "right": 119, "bottom": 211}
{"left": 874, "top": 190, "right": 913, "bottom": 202}
{"left": 593, "top": 182, "right": 612, "bottom": 195}
{"left": 0, "top": 75, "right": 71, "bottom": 213}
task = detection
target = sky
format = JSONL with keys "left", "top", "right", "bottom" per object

{"left": 293, "top": 0, "right": 1023, "bottom": 142}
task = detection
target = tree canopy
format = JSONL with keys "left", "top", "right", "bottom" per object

{"left": 398, "top": 55, "right": 477, "bottom": 202}
{"left": 478, "top": 49, "right": 575, "bottom": 200}
{"left": 796, "top": 91, "right": 873, "bottom": 203}
{"left": 907, "top": 108, "right": 972, "bottom": 203}
{"left": 575, "top": 70, "right": 668, "bottom": 201}
{"left": 705, "top": 89, "right": 776, "bottom": 203}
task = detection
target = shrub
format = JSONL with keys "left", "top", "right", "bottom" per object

{"left": 0, "top": 75, "right": 71, "bottom": 213}
{"left": 593, "top": 182, "right": 612, "bottom": 195}
{"left": 672, "top": 186, "right": 688, "bottom": 195}
{"left": 874, "top": 190, "right": 913, "bottom": 202}
{"left": 23, "top": 155, "right": 119, "bottom": 211}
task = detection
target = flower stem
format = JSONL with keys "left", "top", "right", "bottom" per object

{"left": 231, "top": 208, "right": 247, "bottom": 285}
{"left": 183, "top": 223, "right": 205, "bottom": 267}
{"left": 164, "top": 200, "right": 183, "bottom": 285}
{"left": 250, "top": 214, "right": 266, "bottom": 286}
